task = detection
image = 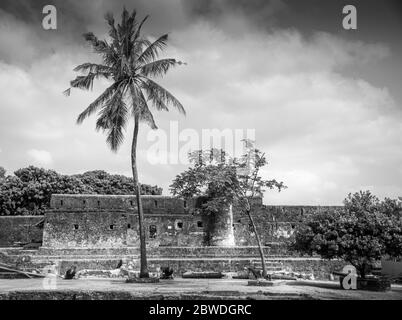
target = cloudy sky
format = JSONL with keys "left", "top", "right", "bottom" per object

{"left": 0, "top": 0, "right": 401, "bottom": 205}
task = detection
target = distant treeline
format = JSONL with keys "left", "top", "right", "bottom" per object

{"left": 0, "top": 166, "right": 162, "bottom": 216}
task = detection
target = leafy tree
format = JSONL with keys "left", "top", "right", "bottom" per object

{"left": 65, "top": 9, "right": 185, "bottom": 277}
{"left": 0, "top": 167, "right": 5, "bottom": 179}
{"left": 171, "top": 141, "right": 286, "bottom": 278}
{"left": 0, "top": 166, "right": 162, "bottom": 216}
{"left": 0, "top": 166, "right": 91, "bottom": 216}
{"left": 73, "top": 170, "right": 162, "bottom": 195}
{"left": 291, "top": 191, "right": 402, "bottom": 278}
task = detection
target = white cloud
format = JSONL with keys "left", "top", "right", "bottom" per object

{"left": 27, "top": 149, "right": 53, "bottom": 166}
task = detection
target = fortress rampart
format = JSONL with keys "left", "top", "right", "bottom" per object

{"left": 0, "top": 195, "right": 345, "bottom": 279}
{"left": 40, "top": 194, "right": 343, "bottom": 250}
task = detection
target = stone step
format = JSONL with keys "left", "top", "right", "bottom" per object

{"left": 0, "top": 272, "right": 29, "bottom": 279}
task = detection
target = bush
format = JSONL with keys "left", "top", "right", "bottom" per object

{"left": 291, "top": 191, "right": 402, "bottom": 278}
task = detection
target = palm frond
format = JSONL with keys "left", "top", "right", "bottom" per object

{"left": 105, "top": 114, "right": 127, "bottom": 152}
{"left": 70, "top": 73, "right": 96, "bottom": 91}
{"left": 77, "top": 81, "right": 122, "bottom": 124}
{"left": 73, "top": 63, "right": 112, "bottom": 75}
{"left": 143, "top": 79, "right": 186, "bottom": 115}
{"left": 138, "top": 89, "right": 158, "bottom": 129}
{"left": 140, "top": 58, "right": 181, "bottom": 78}
{"left": 96, "top": 93, "right": 129, "bottom": 151}
{"left": 104, "top": 12, "right": 118, "bottom": 42}
{"left": 133, "top": 15, "right": 149, "bottom": 42}
{"left": 137, "top": 34, "right": 169, "bottom": 65}
{"left": 83, "top": 32, "right": 118, "bottom": 65}
{"left": 129, "top": 86, "right": 158, "bottom": 130}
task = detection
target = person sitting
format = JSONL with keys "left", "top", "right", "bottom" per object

{"left": 64, "top": 265, "right": 77, "bottom": 280}
{"left": 160, "top": 266, "right": 174, "bottom": 279}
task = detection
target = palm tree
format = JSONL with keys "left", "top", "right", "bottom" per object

{"left": 65, "top": 8, "right": 185, "bottom": 278}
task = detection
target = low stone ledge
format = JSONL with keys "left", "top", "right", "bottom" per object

{"left": 248, "top": 279, "right": 287, "bottom": 287}
{"left": 126, "top": 277, "right": 160, "bottom": 283}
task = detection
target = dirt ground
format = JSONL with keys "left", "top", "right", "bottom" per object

{"left": 0, "top": 278, "right": 401, "bottom": 300}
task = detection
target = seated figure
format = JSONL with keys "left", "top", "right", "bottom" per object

{"left": 64, "top": 265, "right": 77, "bottom": 280}
{"left": 160, "top": 266, "right": 174, "bottom": 279}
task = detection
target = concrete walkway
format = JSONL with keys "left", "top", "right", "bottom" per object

{"left": 0, "top": 278, "right": 401, "bottom": 300}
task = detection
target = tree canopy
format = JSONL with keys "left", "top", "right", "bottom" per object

{"left": 170, "top": 144, "right": 286, "bottom": 215}
{"left": 0, "top": 166, "right": 162, "bottom": 216}
{"left": 65, "top": 8, "right": 185, "bottom": 151}
{"left": 291, "top": 191, "right": 402, "bottom": 278}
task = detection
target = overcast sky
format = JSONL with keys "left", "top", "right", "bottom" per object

{"left": 0, "top": 0, "right": 401, "bottom": 205}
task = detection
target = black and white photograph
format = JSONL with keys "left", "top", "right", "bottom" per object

{"left": 0, "top": 0, "right": 401, "bottom": 311}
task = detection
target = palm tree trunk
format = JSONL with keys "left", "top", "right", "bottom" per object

{"left": 246, "top": 209, "right": 268, "bottom": 278}
{"left": 131, "top": 115, "right": 149, "bottom": 278}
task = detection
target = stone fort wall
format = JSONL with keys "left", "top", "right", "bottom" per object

{"left": 0, "top": 194, "right": 343, "bottom": 249}
{"left": 0, "top": 216, "right": 43, "bottom": 247}
{"left": 39, "top": 194, "right": 343, "bottom": 250}
{"left": 0, "top": 195, "right": 345, "bottom": 279}
{"left": 0, "top": 194, "right": 343, "bottom": 248}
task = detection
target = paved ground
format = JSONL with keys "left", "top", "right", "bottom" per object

{"left": 0, "top": 278, "right": 401, "bottom": 299}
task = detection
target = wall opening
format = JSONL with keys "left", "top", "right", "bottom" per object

{"left": 83, "top": 200, "right": 86, "bottom": 206}
{"left": 73, "top": 224, "right": 79, "bottom": 230}
{"left": 197, "top": 221, "right": 203, "bottom": 228}
{"left": 60, "top": 200, "right": 63, "bottom": 206}
{"left": 175, "top": 220, "right": 183, "bottom": 230}
{"left": 130, "top": 200, "right": 133, "bottom": 206}
{"left": 183, "top": 200, "right": 187, "bottom": 208}
{"left": 109, "top": 224, "right": 115, "bottom": 230}
{"left": 127, "top": 224, "right": 131, "bottom": 229}
{"left": 97, "top": 200, "right": 100, "bottom": 207}
{"left": 154, "top": 200, "right": 158, "bottom": 208}
{"left": 149, "top": 225, "right": 157, "bottom": 238}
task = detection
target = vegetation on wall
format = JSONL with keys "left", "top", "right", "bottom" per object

{"left": 0, "top": 166, "right": 162, "bottom": 216}
{"left": 291, "top": 191, "right": 402, "bottom": 278}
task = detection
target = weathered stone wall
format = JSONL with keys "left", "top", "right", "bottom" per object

{"left": 0, "top": 216, "right": 43, "bottom": 247}
{"left": 42, "top": 211, "right": 128, "bottom": 249}
{"left": 127, "top": 214, "right": 207, "bottom": 247}
{"left": 5, "top": 195, "right": 344, "bottom": 250}
{"left": 50, "top": 194, "right": 193, "bottom": 214}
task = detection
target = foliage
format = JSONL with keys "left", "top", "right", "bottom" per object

{"left": 64, "top": 8, "right": 185, "bottom": 150}
{"left": 291, "top": 191, "right": 402, "bottom": 278}
{"left": 73, "top": 170, "right": 162, "bottom": 195}
{"left": 171, "top": 141, "right": 286, "bottom": 278}
{"left": 0, "top": 167, "right": 5, "bottom": 179}
{"left": 0, "top": 166, "right": 162, "bottom": 216}
{"left": 170, "top": 143, "right": 286, "bottom": 215}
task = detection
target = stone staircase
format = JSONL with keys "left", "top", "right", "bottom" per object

{"left": 251, "top": 260, "right": 285, "bottom": 273}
